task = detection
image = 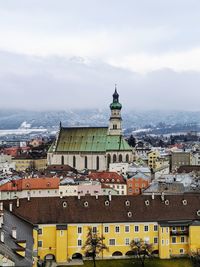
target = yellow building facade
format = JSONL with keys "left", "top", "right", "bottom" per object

{"left": 32, "top": 221, "right": 200, "bottom": 265}
{"left": 4, "top": 194, "right": 200, "bottom": 266}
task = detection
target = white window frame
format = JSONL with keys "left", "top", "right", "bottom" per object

{"left": 109, "top": 239, "right": 116, "bottom": 246}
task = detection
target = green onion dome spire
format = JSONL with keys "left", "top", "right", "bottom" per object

{"left": 110, "top": 85, "right": 122, "bottom": 110}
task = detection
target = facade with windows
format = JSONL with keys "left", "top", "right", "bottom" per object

{"left": 3, "top": 194, "right": 200, "bottom": 266}
{"left": 47, "top": 89, "right": 133, "bottom": 171}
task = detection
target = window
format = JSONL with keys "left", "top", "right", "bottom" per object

{"left": 144, "top": 225, "right": 149, "bottom": 232}
{"left": 38, "top": 228, "right": 42, "bottom": 235}
{"left": 85, "top": 156, "right": 88, "bottom": 169}
{"left": 125, "top": 225, "right": 130, "bottom": 233}
{"left": 60, "top": 230, "right": 64, "bottom": 236}
{"left": 77, "top": 227, "right": 82, "bottom": 234}
{"left": 166, "top": 239, "right": 169, "bottom": 245}
{"left": 104, "top": 226, "right": 109, "bottom": 233}
{"left": 61, "top": 155, "right": 64, "bottom": 165}
{"left": 119, "top": 154, "right": 122, "bottom": 162}
{"left": 126, "top": 154, "right": 129, "bottom": 162}
{"left": 125, "top": 238, "right": 130, "bottom": 245}
{"left": 180, "top": 226, "right": 185, "bottom": 231}
{"left": 113, "top": 154, "right": 117, "bottom": 163}
{"left": 135, "top": 225, "right": 139, "bottom": 232}
{"left": 78, "top": 239, "right": 82, "bottom": 246}
{"left": 154, "top": 237, "right": 158, "bottom": 244}
{"left": 109, "top": 239, "right": 115, "bottom": 245}
{"left": 180, "top": 249, "right": 184, "bottom": 254}
{"left": 162, "top": 239, "right": 164, "bottom": 245}
{"left": 38, "top": 240, "right": 42, "bottom": 247}
{"left": 115, "top": 226, "right": 120, "bottom": 233}
{"left": 107, "top": 154, "right": 111, "bottom": 169}
{"left": 181, "top": 236, "right": 185, "bottom": 243}
{"left": 172, "top": 237, "right": 176, "bottom": 243}
{"left": 73, "top": 156, "right": 76, "bottom": 168}
{"left": 122, "top": 191, "right": 124, "bottom": 195}
{"left": 96, "top": 156, "right": 99, "bottom": 170}
{"left": 93, "top": 227, "right": 97, "bottom": 233}
{"left": 154, "top": 225, "right": 158, "bottom": 232}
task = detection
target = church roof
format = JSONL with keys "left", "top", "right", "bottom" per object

{"left": 53, "top": 127, "right": 132, "bottom": 153}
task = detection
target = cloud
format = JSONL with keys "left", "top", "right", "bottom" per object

{"left": 0, "top": 51, "right": 200, "bottom": 111}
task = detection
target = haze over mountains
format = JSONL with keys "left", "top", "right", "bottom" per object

{"left": 0, "top": 109, "right": 200, "bottom": 133}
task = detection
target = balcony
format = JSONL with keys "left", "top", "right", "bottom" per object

{"left": 170, "top": 229, "right": 189, "bottom": 236}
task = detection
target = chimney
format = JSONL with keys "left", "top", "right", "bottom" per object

{"left": 151, "top": 193, "right": 155, "bottom": 200}
{"left": 27, "top": 192, "right": 30, "bottom": 201}
{"left": 16, "top": 198, "right": 20, "bottom": 207}
{"left": 60, "top": 192, "right": 63, "bottom": 199}
{"left": 0, "top": 213, "right": 3, "bottom": 228}
{"left": 108, "top": 194, "right": 112, "bottom": 201}
{"left": 9, "top": 203, "right": 13, "bottom": 212}
{"left": 0, "top": 231, "right": 4, "bottom": 243}
{"left": 161, "top": 192, "right": 165, "bottom": 202}
{"left": 12, "top": 227, "right": 17, "bottom": 239}
{"left": 95, "top": 194, "right": 98, "bottom": 200}
{"left": 78, "top": 194, "right": 81, "bottom": 200}
{"left": 0, "top": 203, "right": 3, "bottom": 211}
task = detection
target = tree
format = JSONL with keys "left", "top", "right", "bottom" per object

{"left": 82, "top": 227, "right": 108, "bottom": 267}
{"left": 128, "top": 135, "right": 136, "bottom": 147}
{"left": 130, "top": 239, "right": 153, "bottom": 267}
{"left": 190, "top": 250, "right": 200, "bottom": 266}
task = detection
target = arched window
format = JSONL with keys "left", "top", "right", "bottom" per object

{"left": 96, "top": 156, "right": 99, "bottom": 170}
{"left": 73, "top": 156, "right": 76, "bottom": 168}
{"left": 119, "top": 154, "right": 122, "bottom": 162}
{"left": 85, "top": 156, "right": 88, "bottom": 169}
{"left": 113, "top": 124, "right": 117, "bottom": 129}
{"left": 113, "top": 154, "right": 117, "bottom": 163}
{"left": 61, "top": 155, "right": 64, "bottom": 165}
{"left": 107, "top": 154, "right": 111, "bottom": 169}
{"left": 126, "top": 154, "right": 129, "bottom": 162}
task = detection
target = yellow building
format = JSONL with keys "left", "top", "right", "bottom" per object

{"left": 3, "top": 194, "right": 200, "bottom": 266}
{"left": 148, "top": 150, "right": 169, "bottom": 171}
{"left": 13, "top": 156, "right": 47, "bottom": 171}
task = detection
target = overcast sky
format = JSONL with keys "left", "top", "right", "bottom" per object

{"left": 0, "top": 0, "right": 200, "bottom": 111}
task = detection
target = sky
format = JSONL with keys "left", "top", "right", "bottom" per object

{"left": 0, "top": 0, "right": 200, "bottom": 111}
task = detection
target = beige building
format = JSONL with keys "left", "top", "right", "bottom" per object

{"left": 48, "top": 88, "right": 133, "bottom": 171}
{"left": 170, "top": 151, "right": 191, "bottom": 172}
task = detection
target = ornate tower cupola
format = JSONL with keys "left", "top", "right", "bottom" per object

{"left": 108, "top": 85, "right": 122, "bottom": 135}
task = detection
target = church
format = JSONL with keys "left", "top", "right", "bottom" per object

{"left": 47, "top": 88, "right": 133, "bottom": 171}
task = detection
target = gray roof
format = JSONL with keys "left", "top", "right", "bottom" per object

{"left": 0, "top": 210, "right": 33, "bottom": 267}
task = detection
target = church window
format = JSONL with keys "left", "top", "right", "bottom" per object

{"left": 73, "top": 156, "right": 76, "bottom": 168}
{"left": 85, "top": 156, "right": 88, "bottom": 169}
{"left": 113, "top": 124, "right": 117, "bottom": 129}
{"left": 113, "top": 154, "right": 117, "bottom": 163}
{"left": 126, "top": 154, "right": 129, "bottom": 162}
{"left": 119, "top": 154, "right": 122, "bottom": 162}
{"left": 107, "top": 154, "right": 111, "bottom": 169}
{"left": 96, "top": 156, "right": 99, "bottom": 170}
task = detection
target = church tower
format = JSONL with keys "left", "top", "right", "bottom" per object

{"left": 108, "top": 86, "right": 122, "bottom": 135}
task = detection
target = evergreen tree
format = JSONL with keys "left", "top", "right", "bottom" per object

{"left": 128, "top": 135, "right": 136, "bottom": 147}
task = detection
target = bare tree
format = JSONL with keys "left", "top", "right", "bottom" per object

{"left": 190, "top": 250, "right": 200, "bottom": 266}
{"left": 82, "top": 227, "right": 108, "bottom": 267}
{"left": 130, "top": 239, "right": 153, "bottom": 267}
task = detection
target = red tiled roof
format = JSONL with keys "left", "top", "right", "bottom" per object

{"left": 0, "top": 177, "right": 60, "bottom": 191}
{"left": 88, "top": 172, "right": 125, "bottom": 183}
